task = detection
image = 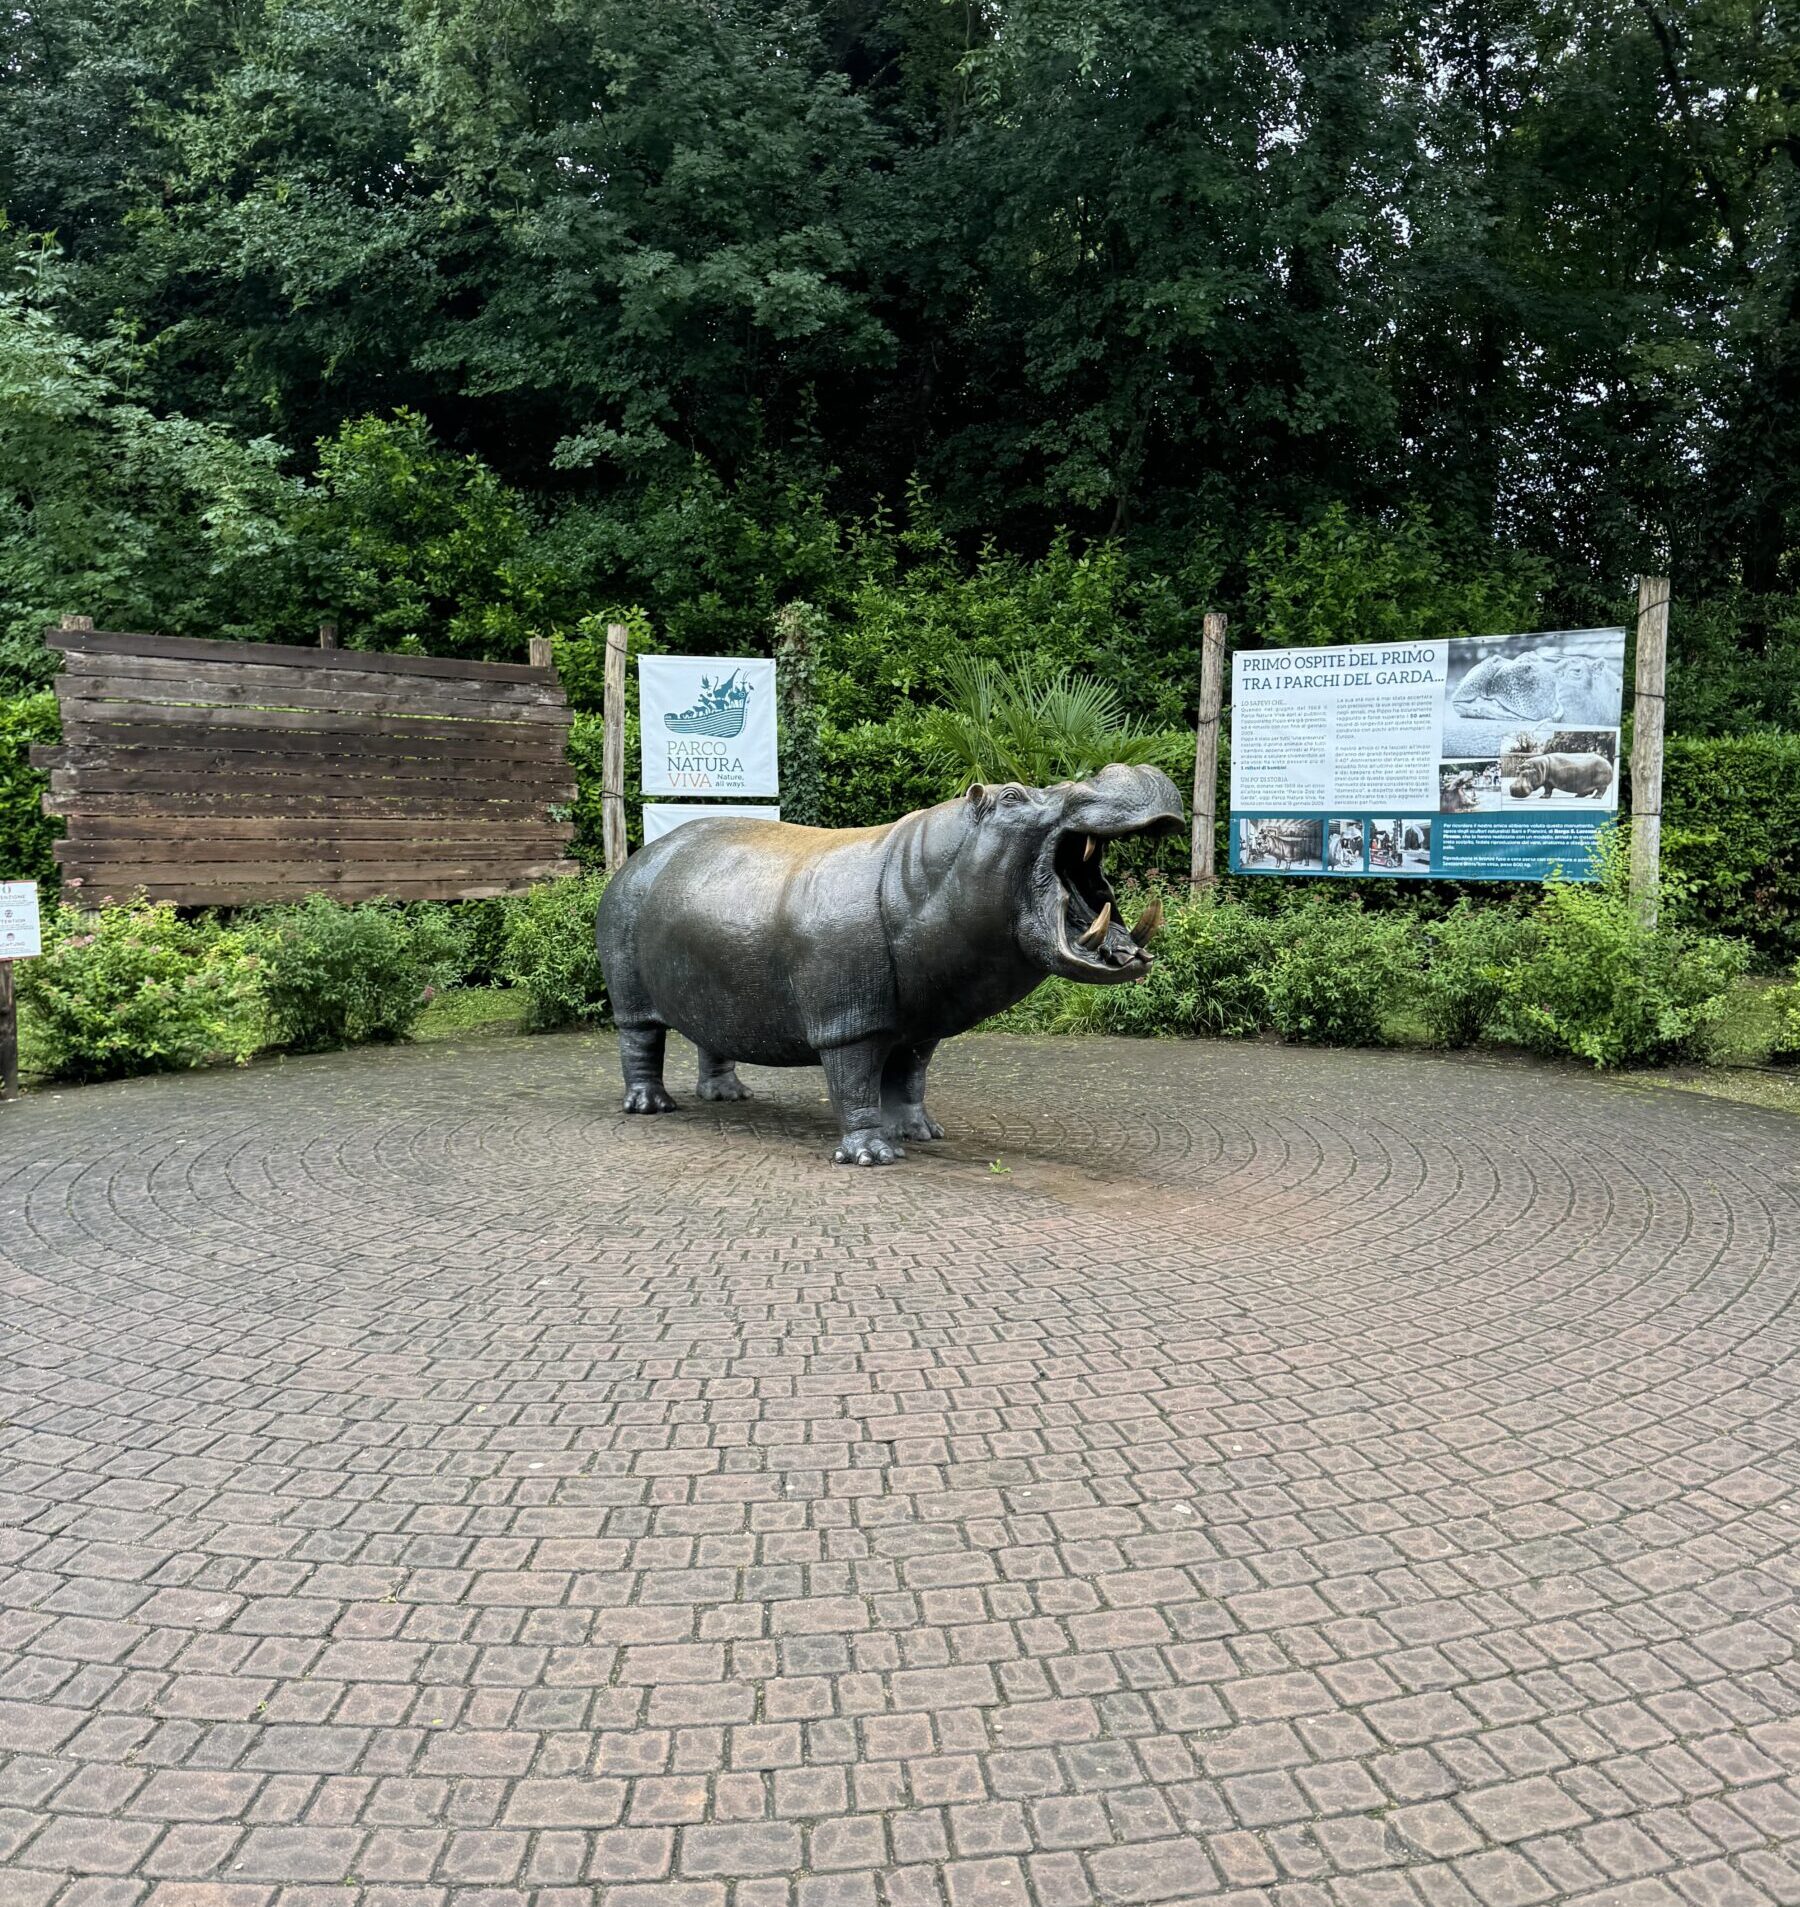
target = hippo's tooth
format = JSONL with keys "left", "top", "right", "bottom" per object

{"left": 1083, "top": 834, "right": 1097, "bottom": 861}
{"left": 1130, "top": 896, "right": 1164, "bottom": 946}
{"left": 1076, "top": 902, "right": 1112, "bottom": 949}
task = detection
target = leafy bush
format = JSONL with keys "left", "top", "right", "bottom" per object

{"left": 0, "top": 691, "right": 61, "bottom": 885}
{"left": 1244, "top": 505, "right": 1546, "bottom": 653}
{"left": 1777, "top": 964, "right": 1800, "bottom": 1059}
{"left": 17, "top": 900, "right": 265, "bottom": 1081}
{"left": 453, "top": 896, "right": 514, "bottom": 986}
{"left": 920, "top": 654, "right": 1187, "bottom": 792}
{"left": 1420, "top": 901, "right": 1542, "bottom": 1049}
{"left": 252, "top": 896, "right": 467, "bottom": 1051}
{"left": 301, "top": 410, "right": 546, "bottom": 659}
{"left": 1496, "top": 840, "right": 1748, "bottom": 1066}
{"left": 1662, "top": 731, "right": 1800, "bottom": 962}
{"left": 1051, "top": 888, "right": 1277, "bottom": 1038}
{"left": 499, "top": 873, "right": 611, "bottom": 1029}
{"left": 815, "top": 717, "right": 943, "bottom": 829}
{"left": 1264, "top": 899, "right": 1420, "bottom": 1045}
{"left": 814, "top": 514, "right": 1212, "bottom": 731}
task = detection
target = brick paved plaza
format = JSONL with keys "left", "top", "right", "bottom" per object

{"left": 1, "top": 1031, "right": 1797, "bottom": 1907}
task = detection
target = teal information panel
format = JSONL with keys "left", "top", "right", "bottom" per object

{"left": 1228, "top": 629, "right": 1626, "bottom": 882}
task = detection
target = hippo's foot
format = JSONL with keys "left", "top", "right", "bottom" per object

{"left": 886, "top": 1106, "right": 944, "bottom": 1142}
{"left": 622, "top": 1082, "right": 677, "bottom": 1115}
{"left": 696, "top": 1075, "right": 753, "bottom": 1103}
{"left": 833, "top": 1127, "right": 905, "bottom": 1167}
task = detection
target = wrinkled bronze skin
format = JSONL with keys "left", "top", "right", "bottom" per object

{"left": 595, "top": 764, "right": 1185, "bottom": 1165}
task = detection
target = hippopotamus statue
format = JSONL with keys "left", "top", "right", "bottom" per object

{"left": 594, "top": 764, "right": 1184, "bottom": 1165}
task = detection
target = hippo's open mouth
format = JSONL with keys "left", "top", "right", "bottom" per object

{"left": 1049, "top": 820, "right": 1178, "bottom": 979}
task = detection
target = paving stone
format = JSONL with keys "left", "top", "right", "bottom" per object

{"left": 0, "top": 1034, "right": 1794, "bottom": 1903}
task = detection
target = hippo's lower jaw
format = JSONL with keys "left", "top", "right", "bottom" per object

{"left": 1042, "top": 822, "right": 1177, "bottom": 985}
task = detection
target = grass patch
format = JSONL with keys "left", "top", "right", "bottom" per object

{"left": 413, "top": 986, "right": 530, "bottom": 1042}
{"left": 1639, "top": 1063, "right": 1800, "bottom": 1118}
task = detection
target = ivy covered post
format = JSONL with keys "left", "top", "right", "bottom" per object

{"left": 602, "top": 622, "right": 629, "bottom": 873}
{"left": 1191, "top": 611, "right": 1227, "bottom": 886}
{"left": 1630, "top": 577, "right": 1670, "bottom": 929}
{"left": 774, "top": 601, "right": 826, "bottom": 828}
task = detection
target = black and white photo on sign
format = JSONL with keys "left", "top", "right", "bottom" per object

{"left": 1238, "top": 818, "right": 1323, "bottom": 871}
{"left": 1369, "top": 818, "right": 1431, "bottom": 873}
{"left": 1441, "top": 628, "right": 1625, "bottom": 762}
{"left": 1489, "top": 727, "right": 1621, "bottom": 808}
{"left": 1438, "top": 759, "right": 1508, "bottom": 813}
{"left": 1327, "top": 819, "right": 1365, "bottom": 870}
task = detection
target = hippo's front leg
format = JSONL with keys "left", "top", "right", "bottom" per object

{"left": 820, "top": 1038, "right": 905, "bottom": 1166}
{"left": 618, "top": 1024, "right": 676, "bottom": 1115}
{"left": 882, "top": 1041, "right": 944, "bottom": 1143}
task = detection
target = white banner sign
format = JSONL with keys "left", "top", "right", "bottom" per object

{"left": 0, "top": 882, "right": 41, "bottom": 960}
{"left": 639, "top": 656, "right": 778, "bottom": 798}
{"left": 642, "top": 804, "right": 782, "bottom": 844}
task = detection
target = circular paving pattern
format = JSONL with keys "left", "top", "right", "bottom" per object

{"left": 0, "top": 1031, "right": 1797, "bottom": 1907}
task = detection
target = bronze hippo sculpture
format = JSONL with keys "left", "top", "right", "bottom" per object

{"left": 1507, "top": 752, "right": 1614, "bottom": 800}
{"left": 595, "top": 764, "right": 1184, "bottom": 1165}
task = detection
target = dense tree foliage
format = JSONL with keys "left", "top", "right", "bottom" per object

{"left": 2, "top": 0, "right": 1796, "bottom": 710}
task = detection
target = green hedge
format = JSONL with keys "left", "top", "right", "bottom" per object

{"left": 1001, "top": 859, "right": 1747, "bottom": 1069}
{"left": 1661, "top": 732, "right": 1800, "bottom": 962}
{"left": 0, "top": 691, "right": 62, "bottom": 887}
{"left": 2, "top": 681, "right": 1793, "bottom": 969}
{"left": 814, "top": 717, "right": 944, "bottom": 829}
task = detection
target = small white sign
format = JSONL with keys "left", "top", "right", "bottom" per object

{"left": 642, "top": 804, "right": 783, "bottom": 844}
{"left": 0, "top": 882, "right": 41, "bottom": 960}
{"left": 639, "top": 655, "right": 779, "bottom": 798}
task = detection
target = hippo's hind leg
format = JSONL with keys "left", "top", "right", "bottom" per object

{"left": 618, "top": 1025, "right": 677, "bottom": 1115}
{"left": 696, "top": 1050, "right": 752, "bottom": 1102}
{"left": 595, "top": 892, "right": 676, "bottom": 1116}
{"left": 820, "top": 1038, "right": 905, "bottom": 1167}
{"left": 882, "top": 1041, "right": 943, "bottom": 1143}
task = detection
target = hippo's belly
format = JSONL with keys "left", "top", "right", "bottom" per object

{"left": 619, "top": 825, "right": 900, "bottom": 1062}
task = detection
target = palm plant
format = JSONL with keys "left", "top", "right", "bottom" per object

{"left": 920, "top": 653, "right": 1184, "bottom": 790}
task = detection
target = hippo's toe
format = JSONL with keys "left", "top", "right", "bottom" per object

{"left": 834, "top": 1129, "right": 905, "bottom": 1167}
{"left": 622, "top": 1083, "right": 677, "bottom": 1115}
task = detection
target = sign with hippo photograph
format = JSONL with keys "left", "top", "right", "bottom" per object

{"left": 1229, "top": 627, "right": 1625, "bottom": 881}
{"left": 638, "top": 655, "right": 779, "bottom": 798}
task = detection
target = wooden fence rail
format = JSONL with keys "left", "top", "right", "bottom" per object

{"left": 37, "top": 625, "right": 580, "bottom": 905}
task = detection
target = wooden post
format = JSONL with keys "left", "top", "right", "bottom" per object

{"left": 528, "top": 635, "right": 554, "bottom": 670}
{"left": 317, "top": 622, "right": 338, "bottom": 649}
{"left": 0, "top": 962, "right": 16, "bottom": 1103}
{"left": 60, "top": 615, "right": 94, "bottom": 632}
{"left": 1190, "top": 611, "right": 1227, "bottom": 886}
{"left": 602, "top": 621, "right": 629, "bottom": 874}
{"left": 1630, "top": 576, "right": 1670, "bottom": 928}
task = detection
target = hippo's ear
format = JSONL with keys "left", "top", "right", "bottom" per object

{"left": 964, "top": 782, "right": 993, "bottom": 815}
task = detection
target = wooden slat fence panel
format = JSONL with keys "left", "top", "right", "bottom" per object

{"left": 43, "top": 626, "right": 581, "bottom": 904}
